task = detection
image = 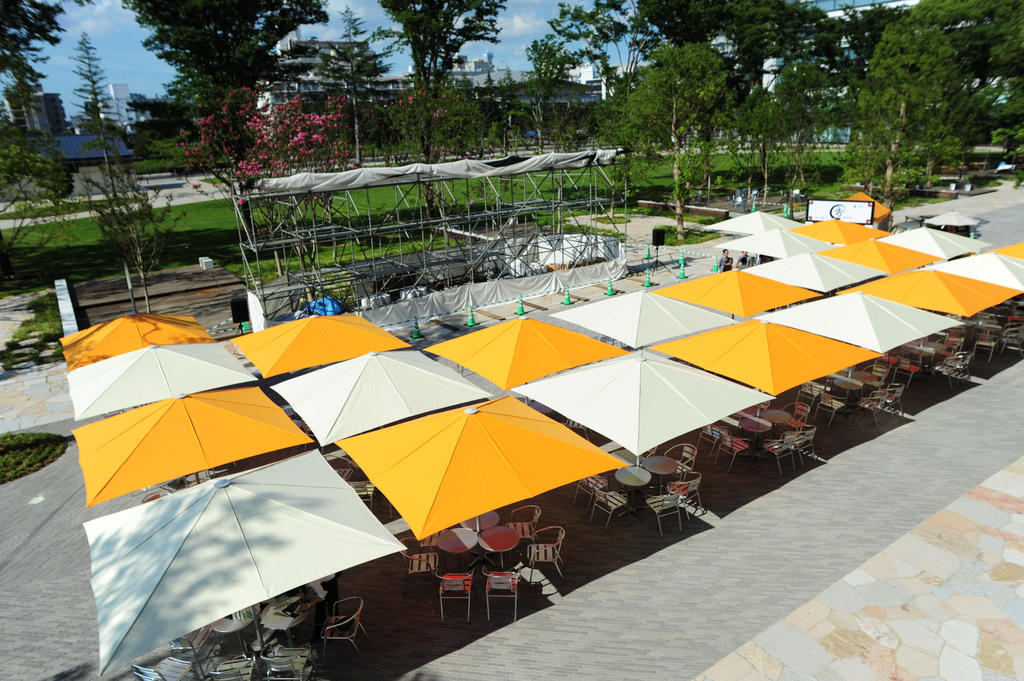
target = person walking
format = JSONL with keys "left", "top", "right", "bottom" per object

{"left": 718, "top": 249, "right": 730, "bottom": 272}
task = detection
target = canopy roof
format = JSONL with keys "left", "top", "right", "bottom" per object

{"left": 550, "top": 290, "right": 735, "bottom": 348}
{"left": 927, "top": 252, "right": 1024, "bottom": 292}
{"left": 759, "top": 292, "right": 960, "bottom": 353}
{"left": 425, "top": 317, "right": 626, "bottom": 389}
{"left": 878, "top": 227, "right": 989, "bottom": 259}
{"left": 819, "top": 240, "right": 941, "bottom": 274}
{"left": 513, "top": 351, "right": 767, "bottom": 456}
{"left": 73, "top": 387, "right": 313, "bottom": 506}
{"left": 925, "top": 211, "right": 981, "bottom": 227}
{"left": 743, "top": 253, "right": 884, "bottom": 293}
{"left": 720, "top": 229, "right": 831, "bottom": 259}
{"left": 253, "top": 150, "right": 621, "bottom": 195}
{"left": 841, "top": 270, "right": 1019, "bottom": 317}
{"left": 655, "top": 271, "right": 819, "bottom": 318}
{"left": 338, "top": 396, "right": 626, "bottom": 538}
{"left": 790, "top": 219, "right": 891, "bottom": 245}
{"left": 993, "top": 242, "right": 1024, "bottom": 260}
{"left": 845, "top": 191, "right": 891, "bottom": 221}
{"left": 85, "top": 452, "right": 403, "bottom": 673}
{"left": 714, "top": 211, "right": 803, "bottom": 235}
{"left": 272, "top": 350, "right": 491, "bottom": 444}
{"left": 61, "top": 314, "right": 214, "bottom": 371}
{"left": 653, "top": 321, "right": 879, "bottom": 395}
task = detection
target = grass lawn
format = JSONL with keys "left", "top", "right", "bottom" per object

{"left": 0, "top": 431, "right": 68, "bottom": 484}
{"left": 0, "top": 292, "right": 63, "bottom": 368}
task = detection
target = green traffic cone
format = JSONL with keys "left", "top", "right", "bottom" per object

{"left": 642, "top": 268, "right": 653, "bottom": 288}
{"left": 604, "top": 276, "right": 615, "bottom": 296}
{"left": 466, "top": 306, "right": 477, "bottom": 327}
{"left": 561, "top": 285, "right": 573, "bottom": 305}
{"left": 677, "top": 256, "right": 687, "bottom": 279}
{"left": 644, "top": 245, "right": 652, "bottom": 260}
{"left": 712, "top": 257, "right": 719, "bottom": 273}
{"left": 515, "top": 295, "right": 526, "bottom": 315}
{"left": 411, "top": 316, "right": 422, "bottom": 339}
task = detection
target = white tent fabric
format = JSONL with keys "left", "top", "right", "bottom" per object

{"left": 743, "top": 253, "right": 884, "bottom": 292}
{"left": 720, "top": 230, "right": 831, "bottom": 259}
{"left": 550, "top": 290, "right": 735, "bottom": 348}
{"left": 924, "top": 211, "right": 982, "bottom": 227}
{"left": 254, "top": 150, "right": 622, "bottom": 195}
{"left": 759, "top": 292, "right": 961, "bottom": 353}
{"left": 926, "top": 252, "right": 1024, "bottom": 291}
{"left": 714, "top": 211, "right": 802, "bottom": 235}
{"left": 67, "top": 343, "right": 255, "bottom": 419}
{"left": 272, "top": 350, "right": 492, "bottom": 443}
{"left": 85, "top": 452, "right": 403, "bottom": 674}
{"left": 878, "top": 227, "right": 989, "bottom": 259}
{"left": 513, "top": 350, "right": 767, "bottom": 457}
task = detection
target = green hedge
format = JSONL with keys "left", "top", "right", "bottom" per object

{"left": 0, "top": 431, "right": 68, "bottom": 484}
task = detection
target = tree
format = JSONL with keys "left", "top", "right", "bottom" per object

{"left": 847, "top": 18, "right": 961, "bottom": 207}
{"left": 375, "top": 0, "right": 505, "bottom": 95}
{"left": 0, "top": 0, "right": 64, "bottom": 108}
{"left": 729, "top": 86, "right": 786, "bottom": 202}
{"left": 772, "top": 63, "right": 831, "bottom": 192}
{"left": 628, "top": 44, "right": 728, "bottom": 233}
{"left": 317, "top": 6, "right": 390, "bottom": 166}
{"left": 123, "top": 0, "right": 329, "bottom": 104}
{"left": 86, "top": 162, "right": 182, "bottom": 312}
{"left": 524, "top": 35, "right": 578, "bottom": 151}
{"left": 71, "top": 34, "right": 117, "bottom": 173}
{"left": 0, "top": 127, "right": 71, "bottom": 278}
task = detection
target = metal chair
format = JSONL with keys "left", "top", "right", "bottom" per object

{"left": 663, "top": 443, "right": 696, "bottom": 471}
{"left": 483, "top": 568, "right": 519, "bottom": 621}
{"left": 527, "top": 526, "right": 566, "bottom": 579}
{"left": 588, "top": 488, "right": 628, "bottom": 529}
{"left": 170, "top": 626, "right": 214, "bottom": 678}
{"left": 935, "top": 351, "right": 974, "bottom": 388}
{"left": 667, "top": 471, "right": 702, "bottom": 515}
{"left": 716, "top": 432, "right": 752, "bottom": 471}
{"left": 779, "top": 401, "right": 811, "bottom": 430}
{"left": 797, "top": 381, "right": 826, "bottom": 409}
{"left": 400, "top": 537, "right": 438, "bottom": 585}
{"left": 813, "top": 393, "right": 846, "bottom": 428}
{"left": 974, "top": 329, "right": 1000, "bottom": 361}
{"left": 644, "top": 493, "right": 683, "bottom": 537}
{"left": 208, "top": 657, "right": 253, "bottom": 681}
{"left": 130, "top": 658, "right": 195, "bottom": 681}
{"left": 891, "top": 355, "right": 922, "bottom": 387}
{"left": 572, "top": 475, "right": 608, "bottom": 511}
{"left": 697, "top": 424, "right": 724, "bottom": 461}
{"left": 438, "top": 570, "right": 474, "bottom": 622}
{"left": 857, "top": 389, "right": 891, "bottom": 426}
{"left": 762, "top": 430, "right": 799, "bottom": 473}
{"left": 322, "top": 597, "right": 366, "bottom": 659}
{"left": 1000, "top": 324, "right": 1024, "bottom": 357}
{"left": 348, "top": 480, "right": 376, "bottom": 510}
{"left": 506, "top": 504, "right": 541, "bottom": 543}
{"left": 260, "top": 651, "right": 312, "bottom": 681}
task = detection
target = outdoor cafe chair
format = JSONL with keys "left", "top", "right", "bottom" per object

{"left": 260, "top": 650, "right": 312, "bottom": 681}
{"left": 663, "top": 443, "right": 696, "bottom": 471}
{"left": 762, "top": 430, "right": 799, "bottom": 474}
{"left": 322, "top": 597, "right": 367, "bottom": 658}
{"left": 936, "top": 351, "right": 974, "bottom": 389}
{"left": 697, "top": 425, "right": 725, "bottom": 462}
{"left": 779, "top": 402, "right": 810, "bottom": 430}
{"left": 483, "top": 568, "right": 520, "bottom": 621}
{"left": 438, "top": 570, "right": 474, "bottom": 623}
{"left": 506, "top": 504, "right": 542, "bottom": 543}
{"left": 717, "top": 432, "right": 752, "bottom": 472}
{"left": 1000, "top": 324, "right": 1024, "bottom": 357}
{"left": 400, "top": 537, "right": 439, "bottom": 586}
{"left": 169, "top": 625, "right": 214, "bottom": 677}
{"left": 589, "top": 488, "right": 628, "bottom": 529}
{"left": 793, "top": 426, "right": 817, "bottom": 464}
{"left": 813, "top": 393, "right": 846, "bottom": 429}
{"left": 572, "top": 474, "right": 608, "bottom": 511}
{"left": 667, "top": 471, "right": 702, "bottom": 514}
{"left": 892, "top": 356, "right": 922, "bottom": 387}
{"left": 527, "top": 526, "right": 566, "bottom": 579}
{"left": 974, "top": 329, "right": 1000, "bottom": 361}
{"left": 644, "top": 492, "right": 683, "bottom": 537}
{"left": 858, "top": 390, "right": 894, "bottom": 427}
{"left": 857, "top": 362, "right": 891, "bottom": 393}
{"left": 209, "top": 657, "right": 254, "bottom": 681}
{"left": 348, "top": 480, "right": 376, "bottom": 510}
{"left": 797, "top": 381, "right": 826, "bottom": 410}
{"left": 130, "top": 657, "right": 195, "bottom": 681}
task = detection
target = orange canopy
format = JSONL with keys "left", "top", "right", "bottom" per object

{"left": 61, "top": 313, "right": 214, "bottom": 371}
{"left": 841, "top": 270, "right": 1019, "bottom": 317}
{"left": 653, "top": 321, "right": 880, "bottom": 395}
{"left": 845, "top": 191, "right": 891, "bottom": 222}
{"left": 425, "top": 317, "right": 626, "bottom": 389}
{"left": 73, "top": 387, "right": 313, "bottom": 506}
{"left": 654, "top": 271, "right": 819, "bottom": 318}
{"left": 232, "top": 315, "right": 409, "bottom": 377}
{"left": 819, "top": 240, "right": 940, "bottom": 274}
{"left": 994, "top": 242, "right": 1024, "bottom": 261}
{"left": 337, "top": 396, "right": 626, "bottom": 539}
{"left": 791, "top": 219, "right": 891, "bottom": 245}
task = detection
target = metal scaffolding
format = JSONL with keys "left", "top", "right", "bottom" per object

{"left": 233, "top": 150, "right": 626, "bottom": 318}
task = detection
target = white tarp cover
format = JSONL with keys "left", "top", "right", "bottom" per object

{"left": 743, "top": 253, "right": 885, "bottom": 292}
{"left": 272, "top": 350, "right": 492, "bottom": 443}
{"left": 720, "top": 230, "right": 831, "bottom": 259}
{"left": 85, "top": 452, "right": 403, "bottom": 674}
{"left": 715, "top": 211, "right": 802, "bottom": 235}
{"left": 551, "top": 290, "right": 735, "bottom": 348}
{"left": 878, "top": 227, "right": 989, "bottom": 260}
{"left": 927, "top": 252, "right": 1024, "bottom": 291}
{"left": 360, "top": 255, "right": 628, "bottom": 328}
{"left": 758, "top": 292, "right": 961, "bottom": 353}
{"left": 513, "top": 350, "right": 767, "bottom": 457}
{"left": 67, "top": 343, "right": 255, "bottom": 419}
{"left": 254, "top": 149, "right": 622, "bottom": 195}
{"left": 924, "top": 211, "right": 982, "bottom": 227}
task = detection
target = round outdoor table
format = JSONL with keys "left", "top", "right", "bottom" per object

{"left": 851, "top": 371, "right": 876, "bottom": 384}
{"left": 642, "top": 455, "right": 676, "bottom": 493}
{"left": 759, "top": 409, "right": 791, "bottom": 425}
{"left": 830, "top": 376, "right": 862, "bottom": 392}
{"left": 211, "top": 613, "right": 251, "bottom": 651}
{"left": 615, "top": 466, "right": 652, "bottom": 518}
{"left": 460, "top": 511, "right": 500, "bottom": 532}
{"left": 478, "top": 526, "right": 520, "bottom": 568}
{"left": 437, "top": 527, "right": 478, "bottom": 553}
{"left": 739, "top": 418, "right": 771, "bottom": 434}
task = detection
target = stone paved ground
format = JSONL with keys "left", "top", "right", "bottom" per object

{"left": 1, "top": 183, "right": 1022, "bottom": 680}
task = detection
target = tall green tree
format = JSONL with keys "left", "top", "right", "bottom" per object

{"left": 376, "top": 0, "right": 505, "bottom": 95}
{"left": 729, "top": 86, "right": 786, "bottom": 202}
{"left": 123, "top": 0, "right": 329, "bottom": 104}
{"left": 71, "top": 34, "right": 116, "bottom": 173}
{"left": 524, "top": 35, "right": 578, "bottom": 151}
{"left": 628, "top": 43, "right": 728, "bottom": 233}
{"left": 0, "top": 0, "right": 64, "bottom": 108}
{"left": 317, "top": 6, "right": 390, "bottom": 166}
{"left": 773, "top": 63, "right": 832, "bottom": 192}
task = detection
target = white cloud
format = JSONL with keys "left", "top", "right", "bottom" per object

{"left": 498, "top": 10, "right": 548, "bottom": 40}
{"left": 64, "top": 0, "right": 138, "bottom": 39}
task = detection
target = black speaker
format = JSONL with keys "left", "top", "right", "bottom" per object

{"left": 651, "top": 228, "right": 666, "bottom": 247}
{"left": 231, "top": 297, "right": 250, "bottom": 324}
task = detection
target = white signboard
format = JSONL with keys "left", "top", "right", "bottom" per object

{"left": 807, "top": 199, "right": 875, "bottom": 224}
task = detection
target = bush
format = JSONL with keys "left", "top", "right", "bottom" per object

{"left": 0, "top": 431, "right": 68, "bottom": 483}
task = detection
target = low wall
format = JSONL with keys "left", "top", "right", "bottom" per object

{"left": 635, "top": 201, "right": 730, "bottom": 219}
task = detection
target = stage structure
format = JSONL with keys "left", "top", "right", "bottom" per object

{"left": 233, "top": 149, "right": 628, "bottom": 327}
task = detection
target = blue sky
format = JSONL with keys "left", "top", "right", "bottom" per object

{"left": 36, "top": 0, "right": 556, "bottom": 114}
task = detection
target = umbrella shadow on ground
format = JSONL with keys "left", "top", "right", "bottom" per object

{"left": 42, "top": 664, "right": 94, "bottom": 681}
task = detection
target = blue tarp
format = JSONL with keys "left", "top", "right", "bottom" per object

{"left": 302, "top": 296, "right": 345, "bottom": 317}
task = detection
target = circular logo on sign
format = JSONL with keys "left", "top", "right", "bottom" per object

{"left": 829, "top": 204, "right": 847, "bottom": 220}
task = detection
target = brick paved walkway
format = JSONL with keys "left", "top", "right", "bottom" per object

{"left": 1, "top": 184, "right": 1022, "bottom": 680}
